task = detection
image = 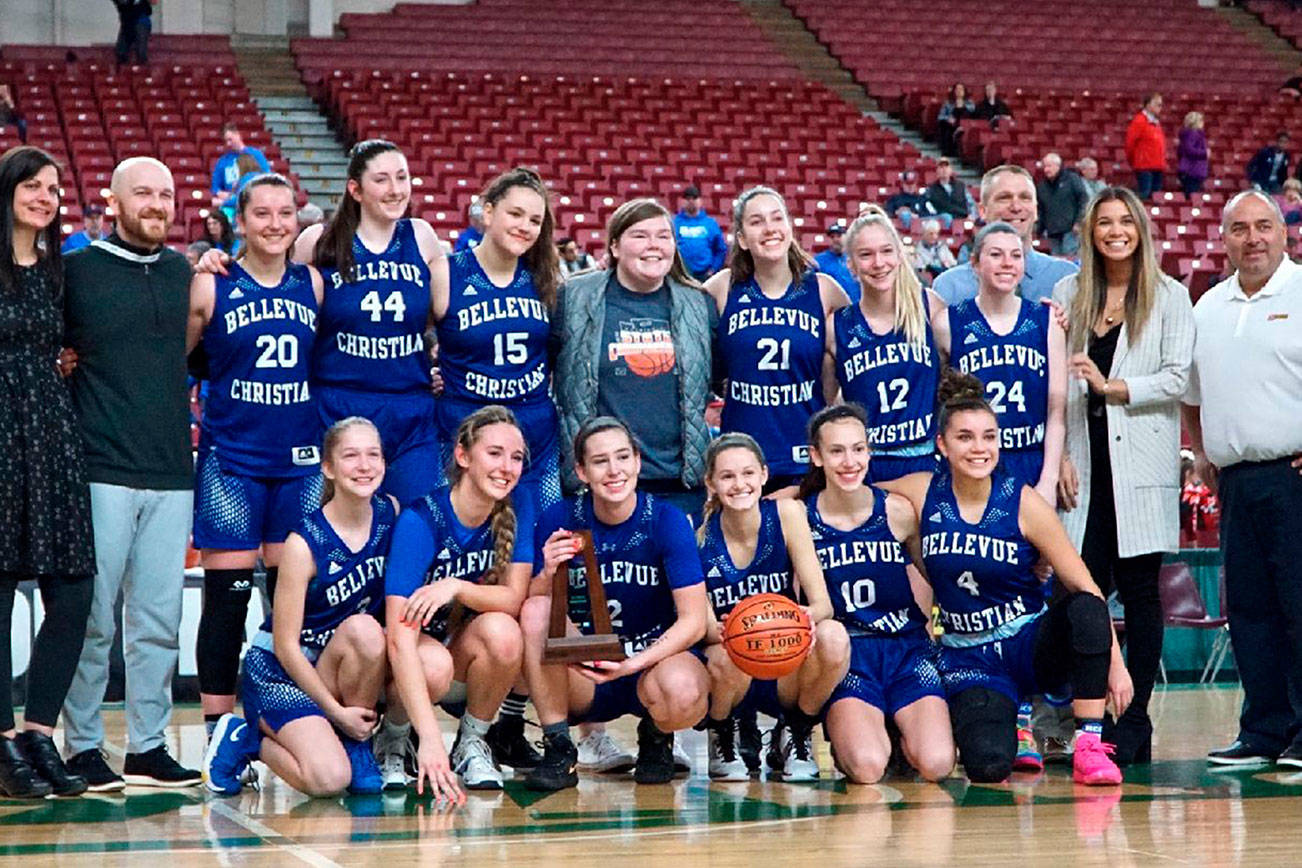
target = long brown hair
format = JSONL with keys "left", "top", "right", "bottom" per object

{"left": 314, "top": 139, "right": 404, "bottom": 283}
{"left": 796, "top": 403, "right": 870, "bottom": 500}
{"left": 479, "top": 167, "right": 561, "bottom": 308}
{"left": 727, "top": 186, "right": 814, "bottom": 288}
{"left": 697, "top": 432, "right": 768, "bottom": 544}
{"left": 1069, "top": 186, "right": 1159, "bottom": 352}
{"left": 843, "top": 206, "right": 928, "bottom": 344}
{"left": 446, "top": 405, "right": 524, "bottom": 587}
{"left": 606, "top": 198, "right": 701, "bottom": 289}
{"left": 0, "top": 145, "right": 63, "bottom": 296}
{"left": 320, "top": 416, "right": 383, "bottom": 505}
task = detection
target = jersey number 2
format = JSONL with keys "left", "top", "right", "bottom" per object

{"left": 360, "top": 290, "right": 406, "bottom": 322}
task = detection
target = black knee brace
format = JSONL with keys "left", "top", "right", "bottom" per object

{"left": 197, "top": 568, "right": 254, "bottom": 695}
{"left": 1065, "top": 592, "right": 1111, "bottom": 700}
{"left": 262, "top": 566, "right": 279, "bottom": 603}
{"left": 949, "top": 687, "right": 1017, "bottom": 783}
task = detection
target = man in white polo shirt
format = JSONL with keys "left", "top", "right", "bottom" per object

{"left": 1182, "top": 189, "right": 1302, "bottom": 768}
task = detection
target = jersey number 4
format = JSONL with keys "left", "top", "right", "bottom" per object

{"left": 360, "top": 290, "right": 406, "bottom": 322}
{"left": 956, "top": 570, "right": 980, "bottom": 596}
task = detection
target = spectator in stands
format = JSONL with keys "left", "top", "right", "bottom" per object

{"left": 1183, "top": 190, "right": 1302, "bottom": 770}
{"left": 1247, "top": 132, "right": 1291, "bottom": 194}
{"left": 812, "top": 223, "right": 858, "bottom": 301}
{"left": 1280, "top": 64, "right": 1302, "bottom": 98}
{"left": 1176, "top": 112, "right": 1210, "bottom": 196}
{"left": 185, "top": 240, "right": 211, "bottom": 268}
{"left": 925, "top": 158, "right": 973, "bottom": 220}
{"left": 673, "top": 185, "right": 727, "bottom": 282}
{"left": 1281, "top": 178, "right": 1302, "bottom": 225}
{"left": 1124, "top": 93, "right": 1167, "bottom": 201}
{"left": 0, "top": 86, "right": 26, "bottom": 143}
{"left": 62, "top": 156, "right": 201, "bottom": 791}
{"left": 972, "top": 81, "right": 1013, "bottom": 129}
{"left": 296, "top": 202, "right": 324, "bottom": 230}
{"left": 454, "top": 201, "right": 484, "bottom": 251}
{"left": 1077, "top": 157, "right": 1107, "bottom": 199}
{"left": 200, "top": 210, "right": 236, "bottom": 255}
{"left": 932, "top": 164, "right": 1078, "bottom": 305}
{"left": 209, "top": 124, "right": 268, "bottom": 210}
{"left": 61, "top": 204, "right": 107, "bottom": 254}
{"left": 1054, "top": 186, "right": 1195, "bottom": 766}
{"left": 112, "top": 0, "right": 155, "bottom": 66}
{"left": 887, "top": 171, "right": 949, "bottom": 231}
{"left": 557, "top": 236, "right": 596, "bottom": 275}
{"left": 222, "top": 153, "right": 267, "bottom": 221}
{"left": 552, "top": 198, "right": 715, "bottom": 517}
{"left": 936, "top": 83, "right": 974, "bottom": 156}
{"left": 0, "top": 145, "right": 95, "bottom": 800}
{"left": 911, "top": 218, "right": 956, "bottom": 285}
{"left": 1037, "top": 153, "right": 1090, "bottom": 257}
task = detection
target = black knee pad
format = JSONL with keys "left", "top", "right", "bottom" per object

{"left": 262, "top": 566, "right": 279, "bottom": 603}
{"left": 197, "top": 569, "right": 254, "bottom": 695}
{"left": 949, "top": 687, "right": 1017, "bottom": 783}
{"left": 1065, "top": 592, "right": 1112, "bottom": 656}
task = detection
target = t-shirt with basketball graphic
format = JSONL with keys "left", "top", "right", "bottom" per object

{"left": 596, "top": 277, "right": 684, "bottom": 481}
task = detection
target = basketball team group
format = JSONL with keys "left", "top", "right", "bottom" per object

{"left": 6, "top": 130, "right": 1295, "bottom": 806}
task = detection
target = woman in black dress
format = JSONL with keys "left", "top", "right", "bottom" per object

{"left": 0, "top": 146, "right": 96, "bottom": 798}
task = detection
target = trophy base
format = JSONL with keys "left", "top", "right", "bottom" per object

{"left": 543, "top": 636, "right": 627, "bottom": 664}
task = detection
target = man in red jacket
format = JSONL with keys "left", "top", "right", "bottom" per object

{"left": 1125, "top": 93, "right": 1167, "bottom": 200}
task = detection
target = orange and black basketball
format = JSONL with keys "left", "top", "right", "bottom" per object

{"left": 722, "top": 593, "right": 812, "bottom": 680}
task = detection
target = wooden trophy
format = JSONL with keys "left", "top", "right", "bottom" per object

{"left": 544, "top": 530, "right": 627, "bottom": 664}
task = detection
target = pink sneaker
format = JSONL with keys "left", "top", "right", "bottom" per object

{"left": 1072, "top": 732, "right": 1122, "bottom": 786}
{"left": 1012, "top": 727, "right": 1044, "bottom": 772}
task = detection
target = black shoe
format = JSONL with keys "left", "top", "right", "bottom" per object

{"left": 1111, "top": 713, "right": 1154, "bottom": 767}
{"left": 486, "top": 717, "right": 542, "bottom": 770}
{"left": 66, "top": 749, "right": 126, "bottom": 792}
{"left": 0, "top": 735, "right": 52, "bottom": 799}
{"left": 1207, "top": 740, "right": 1277, "bottom": 767}
{"left": 15, "top": 732, "right": 87, "bottom": 797}
{"left": 736, "top": 709, "right": 761, "bottom": 775}
{"left": 523, "top": 731, "right": 578, "bottom": 792}
{"left": 633, "top": 717, "right": 675, "bottom": 785}
{"left": 1277, "top": 744, "right": 1302, "bottom": 769}
{"left": 122, "top": 745, "right": 202, "bottom": 787}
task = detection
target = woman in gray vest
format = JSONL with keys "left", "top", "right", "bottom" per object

{"left": 551, "top": 198, "right": 716, "bottom": 520}
{"left": 1053, "top": 186, "right": 1194, "bottom": 765}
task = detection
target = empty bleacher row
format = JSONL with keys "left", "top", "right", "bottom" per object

{"left": 1247, "top": 0, "right": 1302, "bottom": 56}
{"left": 0, "top": 37, "right": 297, "bottom": 243}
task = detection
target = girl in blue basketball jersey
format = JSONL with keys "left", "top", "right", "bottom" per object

{"left": 377, "top": 405, "right": 535, "bottom": 798}
{"left": 186, "top": 174, "right": 325, "bottom": 740}
{"left": 828, "top": 208, "right": 945, "bottom": 483}
{"left": 697, "top": 433, "right": 849, "bottom": 781}
{"left": 520, "top": 416, "right": 710, "bottom": 791}
{"left": 883, "top": 370, "right": 1132, "bottom": 786}
{"left": 800, "top": 404, "right": 954, "bottom": 784}
{"left": 932, "top": 222, "right": 1067, "bottom": 504}
{"left": 704, "top": 187, "right": 849, "bottom": 495}
{"left": 434, "top": 168, "right": 562, "bottom": 514}
{"left": 203, "top": 417, "right": 394, "bottom": 798}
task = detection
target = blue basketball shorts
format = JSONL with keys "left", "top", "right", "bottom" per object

{"left": 193, "top": 450, "right": 323, "bottom": 550}
{"left": 935, "top": 612, "right": 1067, "bottom": 703}
{"left": 867, "top": 451, "right": 940, "bottom": 484}
{"left": 241, "top": 643, "right": 325, "bottom": 733}
{"left": 999, "top": 449, "right": 1044, "bottom": 492}
{"left": 829, "top": 630, "right": 945, "bottom": 716}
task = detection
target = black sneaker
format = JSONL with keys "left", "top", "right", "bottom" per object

{"left": 1277, "top": 744, "right": 1302, "bottom": 769}
{"left": 0, "top": 735, "right": 52, "bottom": 799}
{"left": 123, "top": 745, "right": 202, "bottom": 787}
{"left": 523, "top": 731, "right": 578, "bottom": 792}
{"left": 485, "top": 717, "right": 542, "bottom": 770}
{"left": 737, "top": 711, "right": 762, "bottom": 775}
{"left": 66, "top": 749, "right": 126, "bottom": 793}
{"left": 15, "top": 732, "right": 87, "bottom": 797}
{"left": 633, "top": 717, "right": 675, "bottom": 785}
{"left": 1207, "top": 740, "right": 1277, "bottom": 767}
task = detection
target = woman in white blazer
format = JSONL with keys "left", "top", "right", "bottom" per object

{"left": 1053, "top": 186, "right": 1194, "bottom": 766}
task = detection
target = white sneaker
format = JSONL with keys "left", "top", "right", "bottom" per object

{"left": 450, "top": 733, "right": 503, "bottom": 790}
{"left": 767, "top": 723, "right": 820, "bottom": 782}
{"left": 240, "top": 764, "right": 260, "bottom": 788}
{"left": 708, "top": 720, "right": 749, "bottom": 782}
{"left": 373, "top": 723, "right": 413, "bottom": 791}
{"left": 577, "top": 730, "right": 635, "bottom": 773}
{"left": 672, "top": 734, "right": 692, "bottom": 775}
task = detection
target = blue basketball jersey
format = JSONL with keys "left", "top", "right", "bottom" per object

{"left": 919, "top": 465, "right": 1043, "bottom": 645}
{"left": 833, "top": 296, "right": 939, "bottom": 454}
{"left": 698, "top": 499, "right": 796, "bottom": 619}
{"left": 262, "top": 494, "right": 395, "bottom": 650}
{"left": 806, "top": 487, "right": 926, "bottom": 636}
{"left": 437, "top": 248, "right": 551, "bottom": 405}
{"left": 201, "top": 262, "right": 320, "bottom": 477}
{"left": 717, "top": 271, "right": 826, "bottom": 477}
{"left": 534, "top": 492, "right": 704, "bottom": 657}
{"left": 313, "top": 219, "right": 431, "bottom": 394}
{"left": 948, "top": 298, "right": 1050, "bottom": 455}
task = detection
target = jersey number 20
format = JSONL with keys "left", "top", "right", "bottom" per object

{"left": 254, "top": 334, "right": 298, "bottom": 368}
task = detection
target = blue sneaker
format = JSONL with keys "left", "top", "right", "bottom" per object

{"left": 342, "top": 736, "right": 384, "bottom": 795}
{"left": 203, "top": 714, "right": 258, "bottom": 796}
